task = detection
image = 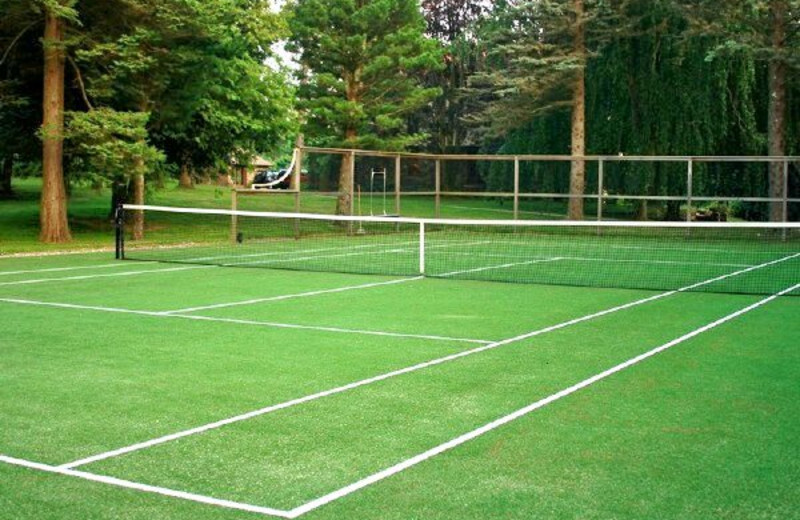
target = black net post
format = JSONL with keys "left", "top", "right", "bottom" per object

{"left": 114, "top": 204, "right": 125, "bottom": 260}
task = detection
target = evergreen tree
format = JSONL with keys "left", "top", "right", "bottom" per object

{"left": 287, "top": 0, "right": 442, "bottom": 215}
{"left": 467, "top": 0, "right": 615, "bottom": 219}
{"left": 421, "top": 0, "right": 488, "bottom": 151}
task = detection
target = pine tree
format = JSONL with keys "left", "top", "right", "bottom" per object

{"left": 421, "top": 0, "right": 488, "bottom": 150}
{"left": 467, "top": 0, "right": 614, "bottom": 219}
{"left": 288, "top": 0, "right": 442, "bottom": 215}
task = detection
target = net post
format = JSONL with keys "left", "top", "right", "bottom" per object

{"left": 231, "top": 189, "right": 239, "bottom": 243}
{"left": 419, "top": 221, "right": 426, "bottom": 275}
{"left": 435, "top": 159, "right": 441, "bottom": 218}
{"left": 395, "top": 155, "right": 401, "bottom": 216}
{"left": 114, "top": 203, "right": 125, "bottom": 260}
{"left": 513, "top": 156, "right": 520, "bottom": 220}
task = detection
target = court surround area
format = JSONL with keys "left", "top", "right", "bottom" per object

{"left": 1, "top": 209, "right": 798, "bottom": 519}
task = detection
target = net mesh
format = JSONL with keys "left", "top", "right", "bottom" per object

{"left": 120, "top": 205, "right": 800, "bottom": 296}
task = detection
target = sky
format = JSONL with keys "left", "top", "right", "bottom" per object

{"left": 267, "top": 0, "right": 298, "bottom": 71}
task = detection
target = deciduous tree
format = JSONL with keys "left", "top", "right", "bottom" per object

{"left": 680, "top": 0, "right": 800, "bottom": 221}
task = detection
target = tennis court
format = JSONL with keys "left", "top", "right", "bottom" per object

{"left": 1, "top": 207, "right": 799, "bottom": 519}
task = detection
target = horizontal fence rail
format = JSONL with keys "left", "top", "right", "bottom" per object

{"left": 235, "top": 147, "right": 799, "bottom": 224}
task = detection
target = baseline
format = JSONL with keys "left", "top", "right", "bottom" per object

{"left": 0, "top": 263, "right": 130, "bottom": 277}
{"left": 0, "top": 455, "right": 292, "bottom": 518}
{"left": 0, "top": 264, "right": 214, "bottom": 287}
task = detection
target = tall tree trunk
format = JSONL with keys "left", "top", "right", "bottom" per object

{"left": 131, "top": 164, "right": 145, "bottom": 240}
{"left": 0, "top": 156, "right": 13, "bottom": 198}
{"left": 336, "top": 67, "right": 361, "bottom": 216}
{"left": 40, "top": 9, "right": 71, "bottom": 242}
{"left": 337, "top": 145, "right": 355, "bottom": 216}
{"left": 179, "top": 161, "right": 194, "bottom": 188}
{"left": 568, "top": 0, "right": 586, "bottom": 220}
{"left": 768, "top": 0, "right": 787, "bottom": 222}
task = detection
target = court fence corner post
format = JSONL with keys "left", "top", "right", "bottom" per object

{"left": 114, "top": 203, "right": 125, "bottom": 260}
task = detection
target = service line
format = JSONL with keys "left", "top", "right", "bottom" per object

{"left": 0, "top": 297, "right": 489, "bottom": 345}
{"left": 163, "top": 277, "right": 423, "bottom": 314}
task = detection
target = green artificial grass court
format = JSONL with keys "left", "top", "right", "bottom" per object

{"left": 1, "top": 248, "right": 798, "bottom": 519}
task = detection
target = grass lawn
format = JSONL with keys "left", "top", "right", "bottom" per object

{"left": 1, "top": 177, "right": 663, "bottom": 255}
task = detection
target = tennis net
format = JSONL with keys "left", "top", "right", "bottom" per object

{"left": 118, "top": 204, "right": 800, "bottom": 296}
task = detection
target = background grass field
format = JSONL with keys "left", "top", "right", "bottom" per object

{"left": 1, "top": 178, "right": 658, "bottom": 254}
{"left": 1, "top": 179, "right": 798, "bottom": 519}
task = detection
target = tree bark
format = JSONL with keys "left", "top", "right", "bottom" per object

{"left": 179, "top": 161, "right": 194, "bottom": 188}
{"left": 768, "top": 0, "right": 787, "bottom": 222}
{"left": 131, "top": 167, "right": 145, "bottom": 240}
{"left": 336, "top": 67, "right": 362, "bottom": 216}
{"left": 0, "top": 156, "right": 13, "bottom": 198}
{"left": 337, "top": 148, "right": 355, "bottom": 216}
{"left": 40, "top": 9, "right": 71, "bottom": 242}
{"left": 568, "top": 0, "right": 586, "bottom": 221}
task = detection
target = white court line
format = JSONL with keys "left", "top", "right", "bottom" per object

{"left": 442, "top": 251, "right": 753, "bottom": 269}
{"left": 0, "top": 298, "right": 489, "bottom": 345}
{"left": 0, "top": 263, "right": 129, "bottom": 276}
{"left": 0, "top": 265, "right": 213, "bottom": 286}
{"left": 56, "top": 252, "right": 799, "bottom": 470}
{"left": 436, "top": 257, "right": 564, "bottom": 277}
{"left": 0, "top": 455, "right": 292, "bottom": 518}
{"left": 226, "top": 239, "right": 491, "bottom": 269}
{"left": 288, "top": 282, "right": 800, "bottom": 518}
{"left": 490, "top": 238, "right": 800, "bottom": 256}
{"left": 163, "top": 277, "right": 424, "bottom": 314}
{"left": 185, "top": 239, "right": 420, "bottom": 263}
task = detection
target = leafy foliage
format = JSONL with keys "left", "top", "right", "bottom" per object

{"left": 287, "top": 0, "right": 443, "bottom": 150}
{"left": 64, "top": 108, "right": 164, "bottom": 185}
